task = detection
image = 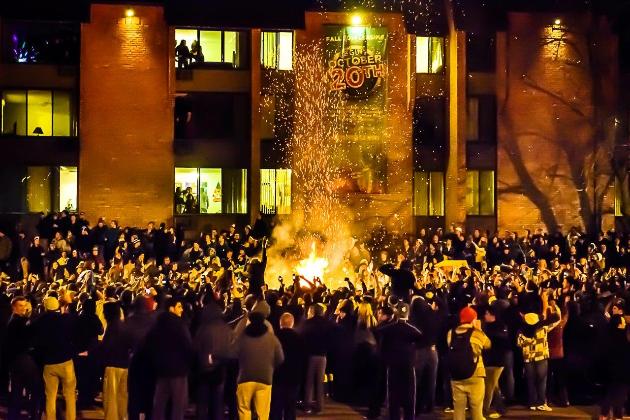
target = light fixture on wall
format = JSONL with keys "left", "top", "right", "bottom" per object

{"left": 351, "top": 14, "right": 363, "bottom": 26}
{"left": 33, "top": 127, "right": 43, "bottom": 136}
{"left": 124, "top": 8, "right": 140, "bottom": 25}
{"left": 552, "top": 18, "right": 562, "bottom": 31}
{"left": 125, "top": 8, "right": 135, "bottom": 17}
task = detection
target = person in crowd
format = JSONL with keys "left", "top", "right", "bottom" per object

{"left": 145, "top": 297, "right": 193, "bottom": 420}
{"left": 300, "top": 302, "right": 338, "bottom": 414}
{"left": 235, "top": 310, "right": 284, "bottom": 420}
{"left": 98, "top": 301, "right": 133, "bottom": 420}
{"left": 448, "top": 307, "right": 491, "bottom": 420}
{"left": 32, "top": 296, "right": 77, "bottom": 420}
{"left": 481, "top": 305, "right": 509, "bottom": 418}
{"left": 175, "top": 39, "right": 190, "bottom": 68}
{"left": 375, "top": 302, "right": 423, "bottom": 420}
{"left": 599, "top": 299, "right": 629, "bottom": 420}
{"left": 270, "top": 312, "right": 306, "bottom": 420}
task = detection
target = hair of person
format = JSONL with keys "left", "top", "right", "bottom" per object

{"left": 279, "top": 312, "right": 294, "bottom": 329}
{"left": 166, "top": 296, "right": 182, "bottom": 309}
{"left": 11, "top": 296, "right": 27, "bottom": 307}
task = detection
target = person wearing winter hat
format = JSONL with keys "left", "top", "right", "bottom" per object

{"left": 517, "top": 301, "right": 560, "bottom": 412}
{"left": 447, "top": 306, "right": 491, "bottom": 420}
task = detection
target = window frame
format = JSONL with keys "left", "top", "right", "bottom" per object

{"left": 174, "top": 167, "right": 248, "bottom": 215}
{"left": 413, "top": 171, "right": 445, "bottom": 217}
{"left": 260, "top": 168, "right": 292, "bottom": 215}
{"left": 261, "top": 30, "right": 294, "bottom": 71}
{"left": 1, "top": 88, "right": 76, "bottom": 137}
{"left": 466, "top": 169, "right": 496, "bottom": 216}
{"left": 174, "top": 28, "right": 244, "bottom": 68}
{"left": 416, "top": 36, "right": 445, "bottom": 74}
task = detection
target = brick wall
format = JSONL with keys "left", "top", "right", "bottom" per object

{"left": 497, "top": 13, "right": 618, "bottom": 234}
{"left": 79, "top": 4, "right": 174, "bottom": 227}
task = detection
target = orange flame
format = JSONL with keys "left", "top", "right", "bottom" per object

{"left": 295, "top": 242, "right": 329, "bottom": 287}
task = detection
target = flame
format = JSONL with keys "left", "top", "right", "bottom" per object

{"left": 295, "top": 242, "right": 329, "bottom": 287}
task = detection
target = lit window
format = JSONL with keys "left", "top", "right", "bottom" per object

{"left": 261, "top": 31, "right": 293, "bottom": 70}
{"left": 59, "top": 166, "right": 78, "bottom": 211}
{"left": 416, "top": 36, "right": 444, "bottom": 74}
{"left": 413, "top": 171, "right": 444, "bottom": 216}
{"left": 175, "top": 167, "right": 247, "bottom": 215}
{"left": 467, "top": 170, "right": 495, "bottom": 215}
{"left": 1, "top": 89, "right": 75, "bottom": 137}
{"left": 615, "top": 174, "right": 628, "bottom": 217}
{"left": 175, "top": 28, "right": 243, "bottom": 68}
{"left": 261, "top": 169, "right": 292, "bottom": 214}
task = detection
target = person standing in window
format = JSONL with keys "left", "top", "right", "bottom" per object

{"left": 175, "top": 40, "right": 190, "bottom": 69}
{"left": 190, "top": 40, "right": 204, "bottom": 64}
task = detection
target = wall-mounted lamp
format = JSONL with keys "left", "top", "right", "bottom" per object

{"left": 125, "top": 8, "right": 135, "bottom": 18}
{"left": 351, "top": 14, "right": 363, "bottom": 26}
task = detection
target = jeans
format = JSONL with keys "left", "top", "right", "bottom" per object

{"left": 387, "top": 366, "right": 416, "bottom": 420}
{"left": 483, "top": 366, "right": 505, "bottom": 414}
{"left": 414, "top": 346, "right": 438, "bottom": 412}
{"left": 500, "top": 350, "right": 515, "bottom": 401}
{"left": 304, "top": 356, "right": 326, "bottom": 412}
{"left": 197, "top": 368, "right": 226, "bottom": 420}
{"left": 7, "top": 354, "right": 42, "bottom": 420}
{"left": 43, "top": 360, "right": 77, "bottom": 420}
{"left": 270, "top": 382, "right": 298, "bottom": 420}
{"left": 451, "top": 376, "right": 485, "bottom": 420}
{"left": 548, "top": 357, "right": 569, "bottom": 405}
{"left": 152, "top": 376, "right": 189, "bottom": 420}
{"left": 103, "top": 367, "right": 128, "bottom": 420}
{"left": 524, "top": 359, "right": 548, "bottom": 407}
{"left": 236, "top": 382, "right": 272, "bottom": 420}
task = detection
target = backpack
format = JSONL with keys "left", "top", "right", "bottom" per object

{"left": 447, "top": 328, "right": 477, "bottom": 380}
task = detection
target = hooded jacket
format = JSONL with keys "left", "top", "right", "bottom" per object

{"left": 236, "top": 314, "right": 284, "bottom": 385}
{"left": 144, "top": 311, "right": 193, "bottom": 378}
{"left": 193, "top": 303, "right": 236, "bottom": 372}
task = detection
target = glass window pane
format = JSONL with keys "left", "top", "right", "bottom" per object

{"left": 466, "top": 171, "right": 480, "bottom": 215}
{"left": 53, "top": 91, "right": 72, "bottom": 136}
{"left": 430, "top": 37, "right": 444, "bottom": 73}
{"left": 175, "top": 168, "right": 199, "bottom": 214}
{"left": 1, "top": 90, "right": 27, "bottom": 136}
{"left": 278, "top": 32, "right": 293, "bottom": 70}
{"left": 416, "top": 36, "right": 429, "bottom": 73}
{"left": 223, "top": 31, "right": 238, "bottom": 65}
{"left": 200, "top": 31, "right": 222, "bottom": 63}
{"left": 467, "top": 97, "right": 479, "bottom": 141}
{"left": 429, "top": 172, "right": 444, "bottom": 216}
{"left": 222, "top": 169, "right": 247, "bottom": 214}
{"left": 27, "top": 90, "right": 52, "bottom": 136}
{"left": 199, "top": 168, "right": 222, "bottom": 214}
{"left": 260, "top": 169, "right": 276, "bottom": 214}
{"left": 261, "top": 32, "right": 277, "bottom": 68}
{"left": 479, "top": 170, "right": 495, "bottom": 215}
{"left": 59, "top": 166, "right": 77, "bottom": 211}
{"left": 27, "top": 166, "right": 52, "bottom": 212}
{"left": 413, "top": 172, "right": 429, "bottom": 216}
{"left": 276, "top": 169, "right": 291, "bottom": 214}
{"left": 175, "top": 29, "right": 197, "bottom": 48}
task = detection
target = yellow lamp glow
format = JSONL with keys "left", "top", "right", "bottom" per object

{"left": 351, "top": 14, "right": 363, "bottom": 26}
{"left": 125, "top": 8, "right": 135, "bottom": 18}
{"left": 554, "top": 18, "right": 561, "bottom": 25}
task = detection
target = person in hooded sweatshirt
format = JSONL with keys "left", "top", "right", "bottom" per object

{"left": 145, "top": 296, "right": 193, "bottom": 420}
{"left": 193, "top": 298, "right": 236, "bottom": 420}
{"left": 236, "top": 311, "right": 284, "bottom": 420}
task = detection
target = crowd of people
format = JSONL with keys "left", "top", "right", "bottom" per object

{"left": 0, "top": 211, "right": 629, "bottom": 420}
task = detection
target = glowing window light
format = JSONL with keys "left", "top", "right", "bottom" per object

{"left": 351, "top": 14, "right": 363, "bottom": 26}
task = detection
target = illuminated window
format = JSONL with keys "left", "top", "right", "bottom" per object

{"left": 24, "top": 166, "right": 77, "bottom": 213}
{"left": 261, "top": 31, "right": 293, "bottom": 70}
{"left": 1, "top": 89, "right": 75, "bottom": 137}
{"left": 413, "top": 171, "right": 444, "bottom": 216}
{"left": 59, "top": 166, "right": 78, "bottom": 211}
{"left": 222, "top": 169, "right": 247, "bottom": 214}
{"left": 467, "top": 170, "right": 495, "bottom": 215}
{"left": 1, "top": 90, "right": 27, "bottom": 135}
{"left": 175, "top": 167, "right": 247, "bottom": 215}
{"left": 261, "top": 169, "right": 292, "bottom": 215}
{"left": 416, "top": 36, "right": 444, "bottom": 74}
{"left": 175, "top": 28, "right": 243, "bottom": 68}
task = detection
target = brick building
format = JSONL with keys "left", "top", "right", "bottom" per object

{"left": 0, "top": 0, "right": 628, "bottom": 235}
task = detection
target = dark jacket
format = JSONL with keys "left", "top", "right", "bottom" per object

{"left": 193, "top": 304, "right": 235, "bottom": 372}
{"left": 144, "top": 312, "right": 193, "bottom": 378}
{"left": 380, "top": 264, "right": 416, "bottom": 300}
{"left": 482, "top": 319, "right": 509, "bottom": 367}
{"left": 274, "top": 328, "right": 306, "bottom": 386}
{"left": 4, "top": 314, "right": 32, "bottom": 365}
{"left": 375, "top": 318, "right": 423, "bottom": 368}
{"left": 32, "top": 311, "right": 76, "bottom": 365}
{"left": 98, "top": 320, "right": 133, "bottom": 369}
{"left": 300, "top": 315, "right": 338, "bottom": 357}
